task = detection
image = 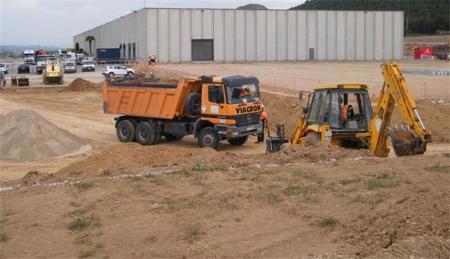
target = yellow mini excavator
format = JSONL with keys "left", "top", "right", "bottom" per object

{"left": 267, "top": 62, "right": 431, "bottom": 157}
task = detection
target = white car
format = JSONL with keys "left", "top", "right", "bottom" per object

{"left": 81, "top": 60, "right": 96, "bottom": 72}
{"left": 103, "top": 65, "right": 135, "bottom": 77}
{"left": 0, "top": 63, "right": 9, "bottom": 74}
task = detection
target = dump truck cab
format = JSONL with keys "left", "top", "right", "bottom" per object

{"left": 197, "top": 75, "right": 262, "bottom": 145}
{"left": 103, "top": 75, "right": 263, "bottom": 150}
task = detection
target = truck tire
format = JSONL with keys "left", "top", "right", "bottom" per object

{"left": 198, "top": 127, "right": 220, "bottom": 150}
{"left": 164, "top": 133, "right": 184, "bottom": 141}
{"left": 184, "top": 92, "right": 201, "bottom": 116}
{"left": 228, "top": 136, "right": 248, "bottom": 146}
{"left": 116, "top": 119, "right": 136, "bottom": 142}
{"left": 136, "top": 121, "right": 158, "bottom": 145}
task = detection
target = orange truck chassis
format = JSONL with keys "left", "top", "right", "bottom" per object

{"left": 102, "top": 75, "right": 264, "bottom": 149}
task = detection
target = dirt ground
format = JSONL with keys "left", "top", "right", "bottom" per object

{"left": 160, "top": 61, "right": 450, "bottom": 100}
{"left": 1, "top": 62, "right": 450, "bottom": 258}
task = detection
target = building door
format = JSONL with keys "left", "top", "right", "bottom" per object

{"left": 309, "top": 48, "right": 315, "bottom": 60}
{"left": 192, "top": 40, "right": 214, "bottom": 61}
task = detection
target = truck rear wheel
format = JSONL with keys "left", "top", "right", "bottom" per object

{"left": 136, "top": 121, "right": 158, "bottom": 145}
{"left": 228, "top": 136, "right": 248, "bottom": 146}
{"left": 198, "top": 127, "right": 220, "bottom": 150}
{"left": 116, "top": 119, "right": 136, "bottom": 142}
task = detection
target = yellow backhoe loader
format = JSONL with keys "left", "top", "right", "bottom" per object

{"left": 42, "top": 59, "right": 63, "bottom": 85}
{"left": 267, "top": 62, "right": 431, "bottom": 157}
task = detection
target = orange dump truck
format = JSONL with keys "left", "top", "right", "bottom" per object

{"left": 102, "top": 76, "right": 263, "bottom": 149}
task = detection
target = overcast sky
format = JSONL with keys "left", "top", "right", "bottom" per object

{"left": 0, "top": 0, "right": 304, "bottom": 47}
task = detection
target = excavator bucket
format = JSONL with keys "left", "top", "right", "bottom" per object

{"left": 390, "top": 127, "right": 426, "bottom": 156}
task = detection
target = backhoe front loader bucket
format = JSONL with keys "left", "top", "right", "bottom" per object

{"left": 390, "top": 127, "right": 427, "bottom": 156}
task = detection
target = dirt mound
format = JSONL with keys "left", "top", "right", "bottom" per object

{"left": 261, "top": 92, "right": 304, "bottom": 134}
{"left": 391, "top": 100, "right": 450, "bottom": 143}
{"left": 56, "top": 143, "right": 224, "bottom": 178}
{"left": 133, "top": 63, "right": 193, "bottom": 83}
{"left": 264, "top": 144, "right": 373, "bottom": 164}
{"left": 374, "top": 236, "right": 450, "bottom": 258}
{"left": 0, "top": 110, "right": 89, "bottom": 161}
{"left": 65, "top": 78, "right": 98, "bottom": 91}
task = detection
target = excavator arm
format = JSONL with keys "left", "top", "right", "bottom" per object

{"left": 368, "top": 62, "right": 431, "bottom": 157}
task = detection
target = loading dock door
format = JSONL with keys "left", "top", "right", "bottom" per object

{"left": 192, "top": 40, "right": 214, "bottom": 61}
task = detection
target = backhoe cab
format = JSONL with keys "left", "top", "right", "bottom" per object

{"left": 267, "top": 63, "right": 431, "bottom": 157}
{"left": 288, "top": 84, "right": 373, "bottom": 148}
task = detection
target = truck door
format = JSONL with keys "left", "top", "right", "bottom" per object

{"left": 203, "top": 84, "right": 226, "bottom": 121}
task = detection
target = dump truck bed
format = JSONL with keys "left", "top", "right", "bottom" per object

{"left": 102, "top": 78, "right": 201, "bottom": 119}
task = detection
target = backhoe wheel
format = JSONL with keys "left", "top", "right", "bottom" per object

{"left": 136, "top": 121, "right": 158, "bottom": 145}
{"left": 228, "top": 136, "right": 248, "bottom": 146}
{"left": 198, "top": 127, "right": 220, "bottom": 150}
{"left": 116, "top": 119, "right": 136, "bottom": 142}
{"left": 164, "top": 133, "right": 184, "bottom": 141}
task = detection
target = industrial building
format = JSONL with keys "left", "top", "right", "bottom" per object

{"left": 73, "top": 8, "right": 404, "bottom": 63}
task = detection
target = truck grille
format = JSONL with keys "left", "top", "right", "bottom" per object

{"left": 233, "top": 113, "right": 261, "bottom": 126}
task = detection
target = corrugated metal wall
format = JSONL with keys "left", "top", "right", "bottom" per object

{"left": 74, "top": 8, "right": 404, "bottom": 63}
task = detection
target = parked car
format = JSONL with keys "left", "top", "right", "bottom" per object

{"left": 18, "top": 64, "right": 30, "bottom": 74}
{"left": 64, "top": 61, "right": 77, "bottom": 73}
{"left": 0, "top": 63, "right": 8, "bottom": 74}
{"left": 102, "top": 65, "right": 135, "bottom": 77}
{"left": 81, "top": 60, "right": 96, "bottom": 72}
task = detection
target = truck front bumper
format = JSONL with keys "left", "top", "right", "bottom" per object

{"left": 218, "top": 122, "right": 263, "bottom": 139}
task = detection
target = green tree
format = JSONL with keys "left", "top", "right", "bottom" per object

{"left": 85, "top": 36, "right": 95, "bottom": 55}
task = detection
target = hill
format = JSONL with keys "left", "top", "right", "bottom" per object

{"left": 291, "top": 0, "right": 450, "bottom": 35}
{"left": 237, "top": 4, "right": 268, "bottom": 10}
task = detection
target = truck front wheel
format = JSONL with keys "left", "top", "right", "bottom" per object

{"left": 136, "top": 121, "right": 158, "bottom": 145}
{"left": 228, "top": 136, "right": 248, "bottom": 146}
{"left": 198, "top": 127, "right": 220, "bottom": 150}
{"left": 116, "top": 119, "right": 135, "bottom": 142}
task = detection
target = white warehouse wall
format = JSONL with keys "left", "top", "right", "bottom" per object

{"left": 74, "top": 8, "right": 404, "bottom": 62}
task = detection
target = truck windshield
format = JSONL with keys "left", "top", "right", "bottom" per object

{"left": 36, "top": 56, "right": 47, "bottom": 62}
{"left": 226, "top": 83, "right": 260, "bottom": 104}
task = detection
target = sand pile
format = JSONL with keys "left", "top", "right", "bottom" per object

{"left": 264, "top": 144, "right": 373, "bottom": 164}
{"left": 0, "top": 110, "right": 89, "bottom": 161}
{"left": 65, "top": 78, "right": 97, "bottom": 91}
{"left": 133, "top": 63, "right": 193, "bottom": 83}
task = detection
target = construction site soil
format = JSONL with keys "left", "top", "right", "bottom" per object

{"left": 1, "top": 74, "right": 449, "bottom": 258}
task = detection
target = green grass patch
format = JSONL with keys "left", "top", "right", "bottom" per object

{"left": 283, "top": 185, "right": 308, "bottom": 196}
{"left": 339, "top": 178, "right": 361, "bottom": 185}
{"left": 426, "top": 164, "right": 450, "bottom": 174}
{"left": 68, "top": 216, "right": 100, "bottom": 233}
{"left": 74, "top": 181, "right": 93, "bottom": 192}
{"left": 0, "top": 233, "right": 8, "bottom": 242}
{"left": 182, "top": 224, "right": 203, "bottom": 243}
{"left": 291, "top": 170, "right": 324, "bottom": 185}
{"left": 78, "top": 249, "right": 97, "bottom": 258}
{"left": 318, "top": 217, "right": 339, "bottom": 228}
{"left": 367, "top": 174, "right": 400, "bottom": 190}
{"left": 352, "top": 194, "right": 384, "bottom": 209}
